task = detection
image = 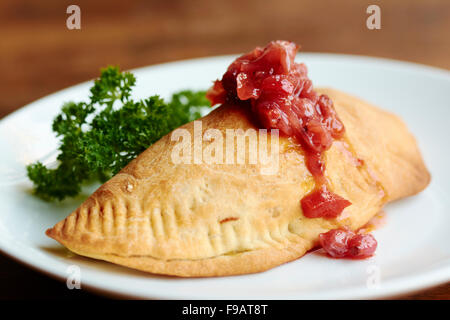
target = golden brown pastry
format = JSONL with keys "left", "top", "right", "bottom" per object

{"left": 46, "top": 88, "right": 430, "bottom": 276}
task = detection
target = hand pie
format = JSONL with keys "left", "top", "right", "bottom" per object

{"left": 46, "top": 86, "right": 430, "bottom": 276}
{"left": 47, "top": 41, "right": 430, "bottom": 276}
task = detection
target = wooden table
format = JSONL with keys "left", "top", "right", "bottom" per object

{"left": 0, "top": 0, "right": 448, "bottom": 299}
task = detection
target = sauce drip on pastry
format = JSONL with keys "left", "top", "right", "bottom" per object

{"left": 207, "top": 40, "right": 351, "bottom": 219}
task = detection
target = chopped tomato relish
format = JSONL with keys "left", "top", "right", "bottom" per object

{"left": 301, "top": 186, "right": 352, "bottom": 219}
{"left": 319, "top": 229, "right": 378, "bottom": 259}
{"left": 206, "top": 40, "right": 349, "bottom": 219}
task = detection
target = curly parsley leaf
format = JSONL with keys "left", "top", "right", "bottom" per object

{"left": 26, "top": 66, "right": 210, "bottom": 201}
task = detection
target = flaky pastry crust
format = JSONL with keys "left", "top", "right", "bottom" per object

{"left": 46, "top": 88, "right": 430, "bottom": 276}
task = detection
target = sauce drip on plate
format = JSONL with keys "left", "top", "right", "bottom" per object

{"left": 319, "top": 228, "right": 378, "bottom": 259}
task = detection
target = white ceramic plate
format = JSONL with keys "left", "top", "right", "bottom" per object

{"left": 0, "top": 54, "right": 449, "bottom": 299}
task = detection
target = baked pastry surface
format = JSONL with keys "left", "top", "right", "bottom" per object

{"left": 46, "top": 88, "right": 430, "bottom": 276}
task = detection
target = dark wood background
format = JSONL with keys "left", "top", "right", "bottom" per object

{"left": 0, "top": 0, "right": 448, "bottom": 299}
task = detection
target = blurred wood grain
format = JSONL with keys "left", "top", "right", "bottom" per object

{"left": 0, "top": 0, "right": 449, "bottom": 118}
{"left": 0, "top": 0, "right": 448, "bottom": 299}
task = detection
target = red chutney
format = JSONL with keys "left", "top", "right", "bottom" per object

{"left": 319, "top": 229, "right": 377, "bottom": 259}
{"left": 206, "top": 40, "right": 350, "bottom": 219}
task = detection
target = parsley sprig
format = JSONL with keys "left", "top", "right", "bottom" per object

{"left": 27, "top": 66, "right": 209, "bottom": 201}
